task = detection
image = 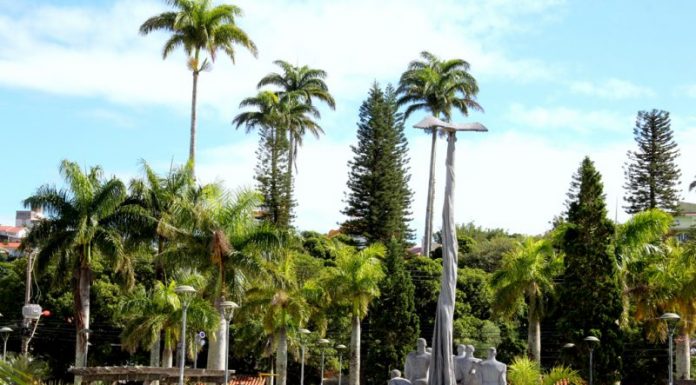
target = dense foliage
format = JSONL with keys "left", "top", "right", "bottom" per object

{"left": 557, "top": 157, "right": 624, "bottom": 385}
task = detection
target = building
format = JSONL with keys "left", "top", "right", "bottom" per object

{"left": 672, "top": 202, "right": 696, "bottom": 241}
{"left": 0, "top": 208, "right": 42, "bottom": 259}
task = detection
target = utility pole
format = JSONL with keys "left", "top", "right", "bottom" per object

{"left": 21, "top": 251, "right": 34, "bottom": 354}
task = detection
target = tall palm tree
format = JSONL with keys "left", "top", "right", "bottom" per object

{"left": 325, "top": 243, "right": 386, "bottom": 385}
{"left": 21, "top": 160, "right": 131, "bottom": 377}
{"left": 396, "top": 51, "right": 482, "bottom": 257}
{"left": 244, "top": 249, "right": 322, "bottom": 385}
{"left": 140, "top": 0, "right": 258, "bottom": 170}
{"left": 233, "top": 91, "right": 322, "bottom": 228}
{"left": 257, "top": 60, "right": 335, "bottom": 177}
{"left": 491, "top": 237, "right": 562, "bottom": 363}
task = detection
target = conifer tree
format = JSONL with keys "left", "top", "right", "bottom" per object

{"left": 255, "top": 124, "right": 294, "bottom": 227}
{"left": 558, "top": 157, "right": 623, "bottom": 385}
{"left": 364, "top": 239, "right": 420, "bottom": 385}
{"left": 341, "top": 83, "right": 414, "bottom": 244}
{"left": 624, "top": 109, "right": 681, "bottom": 213}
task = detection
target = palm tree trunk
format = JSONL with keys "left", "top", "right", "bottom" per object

{"left": 350, "top": 314, "right": 361, "bottom": 385}
{"left": 285, "top": 132, "right": 294, "bottom": 228}
{"left": 162, "top": 347, "right": 173, "bottom": 368}
{"left": 150, "top": 333, "right": 161, "bottom": 367}
{"left": 527, "top": 308, "right": 540, "bottom": 363}
{"left": 422, "top": 129, "right": 437, "bottom": 257}
{"left": 276, "top": 327, "right": 288, "bottom": 385}
{"left": 207, "top": 297, "right": 227, "bottom": 370}
{"left": 676, "top": 332, "right": 690, "bottom": 380}
{"left": 73, "top": 265, "right": 91, "bottom": 385}
{"left": 189, "top": 69, "right": 199, "bottom": 170}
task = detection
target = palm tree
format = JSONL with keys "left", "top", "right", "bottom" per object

{"left": 233, "top": 91, "right": 322, "bottom": 228}
{"left": 490, "top": 237, "right": 562, "bottom": 363}
{"left": 396, "top": 51, "right": 482, "bottom": 257}
{"left": 140, "top": 0, "right": 258, "bottom": 169}
{"left": 127, "top": 161, "right": 195, "bottom": 280}
{"left": 244, "top": 249, "right": 322, "bottom": 385}
{"left": 627, "top": 237, "right": 696, "bottom": 380}
{"left": 161, "top": 187, "right": 277, "bottom": 370}
{"left": 120, "top": 278, "right": 219, "bottom": 368}
{"left": 325, "top": 243, "right": 386, "bottom": 385}
{"left": 22, "top": 160, "right": 131, "bottom": 376}
{"left": 257, "top": 60, "right": 335, "bottom": 178}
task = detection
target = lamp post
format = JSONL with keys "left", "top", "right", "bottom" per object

{"left": 336, "top": 344, "right": 346, "bottom": 385}
{"left": 318, "top": 338, "right": 330, "bottom": 385}
{"left": 660, "top": 312, "right": 681, "bottom": 385}
{"left": 299, "top": 328, "right": 311, "bottom": 385}
{"left": 584, "top": 336, "right": 599, "bottom": 385}
{"left": 1, "top": 327, "right": 12, "bottom": 361}
{"left": 221, "top": 301, "right": 239, "bottom": 385}
{"left": 175, "top": 285, "right": 196, "bottom": 385}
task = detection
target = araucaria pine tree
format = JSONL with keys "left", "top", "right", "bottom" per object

{"left": 341, "top": 83, "right": 414, "bottom": 244}
{"left": 255, "top": 124, "right": 294, "bottom": 227}
{"left": 558, "top": 157, "right": 623, "bottom": 385}
{"left": 624, "top": 109, "right": 681, "bottom": 214}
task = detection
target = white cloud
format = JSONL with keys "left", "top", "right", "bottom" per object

{"left": 507, "top": 104, "right": 633, "bottom": 133}
{"left": 0, "top": 0, "right": 562, "bottom": 122}
{"left": 570, "top": 78, "right": 655, "bottom": 99}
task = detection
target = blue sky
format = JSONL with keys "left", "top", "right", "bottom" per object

{"left": 2, "top": 0, "right": 696, "bottom": 237}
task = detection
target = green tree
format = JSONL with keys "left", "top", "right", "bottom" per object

{"left": 257, "top": 60, "right": 335, "bottom": 182}
{"left": 244, "top": 249, "right": 323, "bottom": 385}
{"left": 140, "top": 0, "right": 258, "bottom": 169}
{"left": 557, "top": 157, "right": 623, "bottom": 385}
{"left": 119, "top": 278, "right": 219, "bottom": 368}
{"left": 364, "top": 240, "right": 420, "bottom": 385}
{"left": 342, "top": 83, "right": 414, "bottom": 244}
{"left": 234, "top": 90, "right": 322, "bottom": 228}
{"left": 161, "top": 187, "right": 277, "bottom": 370}
{"left": 624, "top": 109, "right": 682, "bottom": 214}
{"left": 396, "top": 51, "right": 482, "bottom": 256}
{"left": 325, "top": 243, "right": 386, "bottom": 385}
{"left": 491, "top": 238, "right": 562, "bottom": 363}
{"left": 22, "top": 160, "right": 132, "bottom": 377}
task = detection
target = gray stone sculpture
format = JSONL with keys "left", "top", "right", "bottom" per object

{"left": 453, "top": 345, "right": 467, "bottom": 385}
{"left": 461, "top": 345, "right": 481, "bottom": 385}
{"left": 388, "top": 369, "right": 412, "bottom": 385}
{"left": 475, "top": 348, "right": 506, "bottom": 385}
{"left": 404, "top": 338, "right": 431, "bottom": 385}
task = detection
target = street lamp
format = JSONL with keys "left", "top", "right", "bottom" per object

{"left": 336, "top": 344, "right": 347, "bottom": 385}
{"left": 1, "top": 327, "right": 12, "bottom": 361}
{"left": 318, "top": 338, "right": 330, "bottom": 385}
{"left": 660, "top": 312, "right": 681, "bottom": 385}
{"left": 175, "top": 285, "right": 196, "bottom": 385}
{"left": 584, "top": 336, "right": 600, "bottom": 385}
{"left": 221, "top": 301, "right": 239, "bottom": 385}
{"left": 299, "top": 328, "right": 311, "bottom": 385}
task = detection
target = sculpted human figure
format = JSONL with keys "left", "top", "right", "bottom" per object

{"left": 404, "top": 338, "right": 431, "bottom": 385}
{"left": 475, "top": 347, "right": 506, "bottom": 385}
{"left": 462, "top": 345, "right": 482, "bottom": 385}
{"left": 454, "top": 344, "right": 468, "bottom": 385}
{"left": 388, "top": 369, "right": 412, "bottom": 385}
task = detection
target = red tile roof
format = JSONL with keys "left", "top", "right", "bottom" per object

{"left": 0, "top": 242, "right": 20, "bottom": 250}
{"left": 0, "top": 226, "right": 24, "bottom": 234}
